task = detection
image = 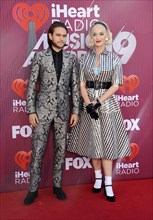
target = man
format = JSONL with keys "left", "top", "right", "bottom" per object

{"left": 24, "top": 22, "right": 80, "bottom": 205}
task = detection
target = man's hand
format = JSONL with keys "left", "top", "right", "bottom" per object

{"left": 29, "top": 113, "right": 39, "bottom": 128}
{"left": 69, "top": 114, "right": 78, "bottom": 127}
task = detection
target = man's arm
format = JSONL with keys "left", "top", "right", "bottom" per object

{"left": 26, "top": 52, "right": 40, "bottom": 114}
{"left": 70, "top": 54, "right": 80, "bottom": 115}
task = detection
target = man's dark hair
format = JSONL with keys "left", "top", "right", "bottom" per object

{"left": 47, "top": 21, "right": 68, "bottom": 48}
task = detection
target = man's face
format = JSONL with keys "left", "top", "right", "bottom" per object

{"left": 49, "top": 27, "right": 67, "bottom": 51}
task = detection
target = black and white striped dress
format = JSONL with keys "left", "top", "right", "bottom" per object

{"left": 67, "top": 49, "right": 131, "bottom": 160}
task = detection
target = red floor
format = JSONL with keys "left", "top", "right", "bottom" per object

{"left": 0, "top": 179, "right": 153, "bottom": 220}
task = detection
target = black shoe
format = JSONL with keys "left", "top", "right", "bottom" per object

{"left": 24, "top": 190, "right": 38, "bottom": 205}
{"left": 104, "top": 185, "right": 116, "bottom": 202}
{"left": 53, "top": 187, "right": 67, "bottom": 200}
{"left": 92, "top": 187, "right": 102, "bottom": 193}
{"left": 92, "top": 178, "right": 102, "bottom": 193}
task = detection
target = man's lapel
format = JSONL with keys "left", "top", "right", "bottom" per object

{"left": 58, "top": 51, "right": 69, "bottom": 84}
{"left": 45, "top": 47, "right": 58, "bottom": 84}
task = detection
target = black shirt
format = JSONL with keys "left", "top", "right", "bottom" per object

{"left": 51, "top": 47, "right": 63, "bottom": 82}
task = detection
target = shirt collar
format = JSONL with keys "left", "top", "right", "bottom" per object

{"left": 51, "top": 47, "right": 63, "bottom": 56}
{"left": 102, "top": 48, "right": 108, "bottom": 55}
{"left": 92, "top": 47, "right": 108, "bottom": 55}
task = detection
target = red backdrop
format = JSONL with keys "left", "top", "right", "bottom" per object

{"left": 0, "top": 0, "right": 152, "bottom": 192}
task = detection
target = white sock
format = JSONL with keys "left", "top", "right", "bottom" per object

{"left": 105, "top": 176, "right": 114, "bottom": 197}
{"left": 94, "top": 170, "right": 102, "bottom": 189}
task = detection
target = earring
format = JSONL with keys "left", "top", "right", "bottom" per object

{"left": 105, "top": 38, "right": 108, "bottom": 45}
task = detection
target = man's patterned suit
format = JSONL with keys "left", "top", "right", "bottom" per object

{"left": 26, "top": 47, "right": 80, "bottom": 191}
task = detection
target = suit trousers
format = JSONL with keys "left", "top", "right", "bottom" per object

{"left": 29, "top": 116, "right": 68, "bottom": 192}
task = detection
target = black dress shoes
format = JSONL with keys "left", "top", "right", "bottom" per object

{"left": 24, "top": 190, "right": 38, "bottom": 205}
{"left": 53, "top": 187, "right": 67, "bottom": 200}
{"left": 104, "top": 185, "right": 116, "bottom": 202}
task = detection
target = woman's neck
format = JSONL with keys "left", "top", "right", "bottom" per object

{"left": 95, "top": 45, "right": 105, "bottom": 55}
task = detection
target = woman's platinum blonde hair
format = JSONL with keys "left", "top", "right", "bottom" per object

{"left": 87, "top": 21, "right": 112, "bottom": 48}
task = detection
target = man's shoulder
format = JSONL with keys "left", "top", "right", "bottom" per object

{"left": 63, "top": 51, "right": 76, "bottom": 59}
{"left": 35, "top": 48, "right": 51, "bottom": 56}
{"left": 33, "top": 50, "right": 46, "bottom": 58}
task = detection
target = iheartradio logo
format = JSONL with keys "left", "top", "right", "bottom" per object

{"left": 12, "top": 3, "right": 49, "bottom": 31}
{"left": 12, "top": 79, "right": 40, "bottom": 99}
{"left": 122, "top": 143, "right": 139, "bottom": 162}
{"left": 12, "top": 79, "right": 28, "bottom": 99}
{"left": 119, "top": 75, "right": 140, "bottom": 94}
{"left": 15, "top": 151, "right": 32, "bottom": 170}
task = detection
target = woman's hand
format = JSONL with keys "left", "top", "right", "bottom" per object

{"left": 91, "top": 100, "right": 97, "bottom": 105}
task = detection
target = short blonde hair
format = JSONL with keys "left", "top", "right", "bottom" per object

{"left": 87, "top": 21, "right": 112, "bottom": 48}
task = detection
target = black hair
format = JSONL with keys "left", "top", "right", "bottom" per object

{"left": 91, "top": 21, "right": 108, "bottom": 31}
{"left": 47, "top": 21, "right": 68, "bottom": 48}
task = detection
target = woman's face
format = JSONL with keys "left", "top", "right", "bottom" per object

{"left": 91, "top": 24, "right": 108, "bottom": 48}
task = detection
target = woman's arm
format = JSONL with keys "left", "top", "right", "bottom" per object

{"left": 80, "top": 81, "right": 91, "bottom": 105}
{"left": 99, "top": 84, "right": 119, "bottom": 103}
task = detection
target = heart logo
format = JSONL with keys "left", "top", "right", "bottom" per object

{"left": 129, "top": 143, "right": 139, "bottom": 161}
{"left": 122, "top": 143, "right": 139, "bottom": 162}
{"left": 15, "top": 151, "right": 32, "bottom": 170}
{"left": 12, "top": 3, "right": 50, "bottom": 31}
{"left": 119, "top": 75, "right": 140, "bottom": 94}
{"left": 12, "top": 79, "right": 28, "bottom": 99}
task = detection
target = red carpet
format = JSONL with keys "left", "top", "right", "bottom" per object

{"left": 0, "top": 179, "right": 152, "bottom": 220}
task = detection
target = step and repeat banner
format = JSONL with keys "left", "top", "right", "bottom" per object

{"left": 0, "top": 0, "right": 152, "bottom": 192}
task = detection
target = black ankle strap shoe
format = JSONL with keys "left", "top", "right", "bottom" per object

{"left": 92, "top": 178, "right": 103, "bottom": 193}
{"left": 104, "top": 185, "right": 116, "bottom": 202}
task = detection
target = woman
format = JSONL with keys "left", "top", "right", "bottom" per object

{"left": 67, "top": 21, "right": 131, "bottom": 202}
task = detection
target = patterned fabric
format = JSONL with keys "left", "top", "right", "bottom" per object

{"left": 67, "top": 49, "right": 131, "bottom": 160}
{"left": 27, "top": 47, "right": 80, "bottom": 191}
{"left": 30, "top": 118, "right": 68, "bottom": 191}
{"left": 27, "top": 47, "right": 80, "bottom": 122}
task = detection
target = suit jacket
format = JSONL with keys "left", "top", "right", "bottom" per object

{"left": 26, "top": 47, "right": 80, "bottom": 122}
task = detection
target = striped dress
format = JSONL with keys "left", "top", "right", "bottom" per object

{"left": 67, "top": 49, "right": 131, "bottom": 160}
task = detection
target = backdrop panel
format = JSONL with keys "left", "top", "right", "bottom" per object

{"left": 0, "top": 0, "right": 152, "bottom": 192}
